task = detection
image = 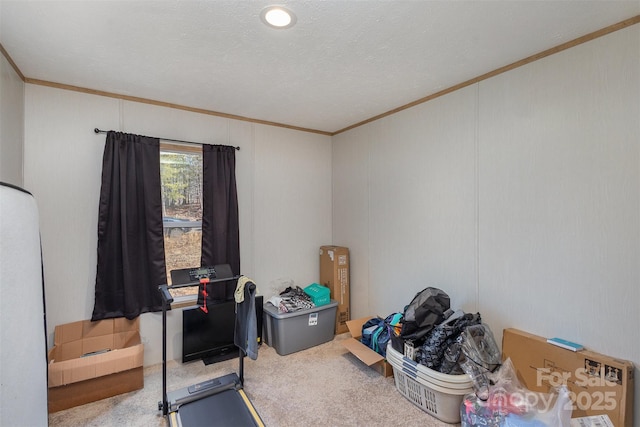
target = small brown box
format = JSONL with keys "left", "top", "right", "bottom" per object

{"left": 342, "top": 316, "right": 393, "bottom": 377}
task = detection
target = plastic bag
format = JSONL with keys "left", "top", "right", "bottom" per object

{"left": 400, "top": 287, "right": 450, "bottom": 342}
{"left": 458, "top": 323, "right": 502, "bottom": 400}
{"left": 461, "top": 358, "right": 572, "bottom": 427}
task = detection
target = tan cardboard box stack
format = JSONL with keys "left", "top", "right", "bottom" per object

{"left": 47, "top": 317, "right": 144, "bottom": 413}
{"left": 502, "top": 328, "right": 634, "bottom": 427}
{"left": 319, "top": 245, "right": 350, "bottom": 334}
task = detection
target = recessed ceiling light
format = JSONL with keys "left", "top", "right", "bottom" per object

{"left": 260, "top": 6, "right": 296, "bottom": 29}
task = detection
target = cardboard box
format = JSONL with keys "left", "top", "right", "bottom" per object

{"left": 320, "top": 245, "right": 350, "bottom": 334}
{"left": 342, "top": 316, "right": 393, "bottom": 377}
{"left": 502, "top": 328, "right": 634, "bottom": 427}
{"left": 48, "top": 317, "right": 144, "bottom": 413}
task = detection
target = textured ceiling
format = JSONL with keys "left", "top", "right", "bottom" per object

{"left": 1, "top": 1, "right": 639, "bottom": 134}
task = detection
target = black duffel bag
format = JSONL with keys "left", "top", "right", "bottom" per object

{"left": 400, "top": 287, "right": 450, "bottom": 343}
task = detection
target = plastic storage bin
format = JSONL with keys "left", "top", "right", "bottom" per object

{"left": 386, "top": 343, "right": 473, "bottom": 424}
{"left": 263, "top": 300, "right": 338, "bottom": 355}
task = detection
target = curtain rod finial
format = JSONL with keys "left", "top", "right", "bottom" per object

{"left": 94, "top": 128, "right": 100, "bottom": 134}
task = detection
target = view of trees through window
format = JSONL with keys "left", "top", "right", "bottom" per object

{"left": 160, "top": 144, "right": 203, "bottom": 297}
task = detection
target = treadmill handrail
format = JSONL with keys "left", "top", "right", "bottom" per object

{"left": 158, "top": 285, "right": 174, "bottom": 304}
{"left": 157, "top": 275, "right": 241, "bottom": 304}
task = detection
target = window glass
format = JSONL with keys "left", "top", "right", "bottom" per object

{"left": 160, "top": 143, "right": 202, "bottom": 297}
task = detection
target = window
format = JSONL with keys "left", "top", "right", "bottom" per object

{"left": 160, "top": 142, "right": 202, "bottom": 298}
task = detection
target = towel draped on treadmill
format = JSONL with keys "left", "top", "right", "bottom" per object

{"left": 234, "top": 277, "right": 259, "bottom": 360}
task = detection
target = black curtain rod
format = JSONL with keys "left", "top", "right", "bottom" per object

{"left": 93, "top": 128, "right": 240, "bottom": 150}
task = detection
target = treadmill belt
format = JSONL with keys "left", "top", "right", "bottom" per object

{"left": 178, "top": 389, "right": 259, "bottom": 426}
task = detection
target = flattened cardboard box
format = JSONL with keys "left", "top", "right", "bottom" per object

{"left": 320, "top": 245, "right": 350, "bottom": 334}
{"left": 502, "top": 328, "right": 634, "bottom": 427}
{"left": 48, "top": 317, "right": 144, "bottom": 412}
{"left": 342, "top": 316, "right": 393, "bottom": 377}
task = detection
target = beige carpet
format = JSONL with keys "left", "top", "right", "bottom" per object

{"left": 48, "top": 333, "right": 460, "bottom": 427}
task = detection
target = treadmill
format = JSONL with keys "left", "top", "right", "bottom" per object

{"left": 158, "top": 265, "right": 264, "bottom": 427}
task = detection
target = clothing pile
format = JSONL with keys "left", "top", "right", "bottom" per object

{"left": 393, "top": 287, "right": 501, "bottom": 380}
{"left": 416, "top": 310, "right": 483, "bottom": 374}
{"left": 267, "top": 286, "right": 315, "bottom": 313}
{"left": 359, "top": 286, "right": 501, "bottom": 402}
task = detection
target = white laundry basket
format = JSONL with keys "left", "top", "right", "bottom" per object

{"left": 387, "top": 344, "right": 473, "bottom": 424}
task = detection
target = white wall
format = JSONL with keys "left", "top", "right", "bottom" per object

{"left": 0, "top": 53, "right": 24, "bottom": 186}
{"left": 333, "top": 24, "right": 640, "bottom": 419}
{"left": 333, "top": 85, "right": 479, "bottom": 319}
{"left": 253, "top": 124, "right": 333, "bottom": 292}
{"left": 477, "top": 26, "right": 639, "bottom": 353}
{"left": 23, "top": 85, "right": 332, "bottom": 365}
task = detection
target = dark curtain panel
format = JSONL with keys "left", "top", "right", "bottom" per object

{"left": 201, "top": 144, "right": 240, "bottom": 301}
{"left": 92, "top": 131, "right": 167, "bottom": 320}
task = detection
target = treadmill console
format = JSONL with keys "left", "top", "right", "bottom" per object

{"left": 189, "top": 266, "right": 216, "bottom": 281}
